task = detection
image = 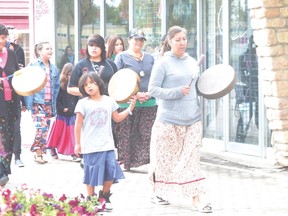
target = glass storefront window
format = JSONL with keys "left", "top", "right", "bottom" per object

{"left": 105, "top": 0, "right": 129, "bottom": 48}
{"left": 53, "top": 0, "right": 271, "bottom": 156}
{"left": 202, "top": 0, "right": 223, "bottom": 140}
{"left": 166, "top": 0, "right": 197, "bottom": 58}
{"left": 55, "top": 0, "right": 101, "bottom": 65}
{"left": 55, "top": 0, "right": 75, "bottom": 67}
{"left": 228, "top": 0, "right": 259, "bottom": 145}
{"left": 133, "top": 0, "right": 161, "bottom": 53}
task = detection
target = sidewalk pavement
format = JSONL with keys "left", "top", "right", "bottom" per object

{"left": 4, "top": 142, "right": 288, "bottom": 216}
{"left": 3, "top": 115, "right": 288, "bottom": 215}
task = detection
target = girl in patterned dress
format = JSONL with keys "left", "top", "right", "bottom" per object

{"left": 24, "top": 42, "right": 60, "bottom": 164}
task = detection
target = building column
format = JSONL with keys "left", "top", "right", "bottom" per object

{"left": 249, "top": 0, "right": 288, "bottom": 166}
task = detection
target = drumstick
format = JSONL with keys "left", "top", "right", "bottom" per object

{"left": 98, "top": 65, "right": 105, "bottom": 77}
{"left": 188, "top": 54, "right": 206, "bottom": 86}
{"left": 4, "top": 70, "right": 23, "bottom": 80}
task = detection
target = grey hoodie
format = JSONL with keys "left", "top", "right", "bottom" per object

{"left": 148, "top": 51, "right": 201, "bottom": 125}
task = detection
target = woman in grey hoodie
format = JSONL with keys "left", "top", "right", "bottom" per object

{"left": 148, "top": 26, "right": 212, "bottom": 213}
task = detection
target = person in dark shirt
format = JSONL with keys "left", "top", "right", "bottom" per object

{"left": 46, "top": 63, "right": 80, "bottom": 161}
{"left": 59, "top": 45, "right": 74, "bottom": 72}
{"left": 235, "top": 35, "right": 259, "bottom": 142}
{"left": 68, "top": 34, "right": 118, "bottom": 96}
{"left": 0, "top": 24, "right": 20, "bottom": 186}
{"left": 6, "top": 26, "right": 26, "bottom": 167}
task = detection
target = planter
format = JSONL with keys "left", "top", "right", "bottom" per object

{"left": 0, "top": 184, "right": 105, "bottom": 215}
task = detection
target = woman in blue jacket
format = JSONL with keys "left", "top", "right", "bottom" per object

{"left": 25, "top": 41, "right": 60, "bottom": 164}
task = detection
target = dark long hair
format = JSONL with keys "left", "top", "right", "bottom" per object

{"left": 106, "top": 35, "right": 125, "bottom": 59}
{"left": 0, "top": 24, "right": 8, "bottom": 36}
{"left": 78, "top": 72, "right": 106, "bottom": 97}
{"left": 60, "top": 63, "right": 73, "bottom": 90}
{"left": 85, "top": 34, "right": 106, "bottom": 61}
{"left": 64, "top": 45, "right": 72, "bottom": 55}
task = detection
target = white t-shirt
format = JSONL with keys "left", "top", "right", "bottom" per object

{"left": 74, "top": 95, "right": 119, "bottom": 154}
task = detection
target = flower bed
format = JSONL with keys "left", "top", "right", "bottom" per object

{"left": 0, "top": 184, "right": 105, "bottom": 215}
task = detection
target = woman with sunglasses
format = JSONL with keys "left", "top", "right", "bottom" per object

{"left": 113, "top": 28, "right": 156, "bottom": 171}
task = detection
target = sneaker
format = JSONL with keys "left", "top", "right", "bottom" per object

{"left": 15, "top": 159, "right": 25, "bottom": 167}
{"left": 0, "top": 175, "right": 9, "bottom": 186}
{"left": 151, "top": 195, "right": 170, "bottom": 205}
{"left": 99, "top": 190, "right": 113, "bottom": 211}
{"left": 105, "top": 201, "right": 113, "bottom": 211}
{"left": 72, "top": 155, "right": 82, "bottom": 162}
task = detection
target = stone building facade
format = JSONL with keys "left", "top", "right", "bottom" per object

{"left": 250, "top": 0, "right": 288, "bottom": 166}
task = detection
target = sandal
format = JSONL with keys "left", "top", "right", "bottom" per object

{"left": 49, "top": 148, "right": 58, "bottom": 159}
{"left": 151, "top": 195, "right": 170, "bottom": 205}
{"left": 192, "top": 203, "right": 213, "bottom": 213}
{"left": 34, "top": 155, "right": 47, "bottom": 164}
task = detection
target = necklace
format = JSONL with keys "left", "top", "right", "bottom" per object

{"left": 131, "top": 52, "right": 145, "bottom": 76}
{"left": 131, "top": 52, "right": 143, "bottom": 61}
{"left": 137, "top": 56, "right": 145, "bottom": 77}
{"left": 91, "top": 60, "right": 100, "bottom": 74}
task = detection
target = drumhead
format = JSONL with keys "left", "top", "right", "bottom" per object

{"left": 12, "top": 66, "right": 47, "bottom": 96}
{"left": 196, "top": 64, "right": 236, "bottom": 99}
{"left": 108, "top": 68, "right": 140, "bottom": 103}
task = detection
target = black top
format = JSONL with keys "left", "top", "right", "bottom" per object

{"left": 59, "top": 54, "right": 74, "bottom": 72}
{"left": 9, "top": 43, "right": 26, "bottom": 106}
{"left": 238, "top": 47, "right": 258, "bottom": 101}
{"left": 10, "top": 43, "right": 25, "bottom": 68}
{"left": 68, "top": 57, "right": 118, "bottom": 95}
{"left": 56, "top": 87, "right": 79, "bottom": 116}
{"left": 0, "top": 49, "right": 20, "bottom": 117}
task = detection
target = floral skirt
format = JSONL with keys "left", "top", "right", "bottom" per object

{"left": 0, "top": 104, "right": 17, "bottom": 177}
{"left": 30, "top": 103, "right": 53, "bottom": 153}
{"left": 113, "top": 106, "right": 157, "bottom": 170}
{"left": 149, "top": 121, "right": 206, "bottom": 201}
{"left": 46, "top": 114, "right": 75, "bottom": 155}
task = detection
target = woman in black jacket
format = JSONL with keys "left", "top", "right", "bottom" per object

{"left": 0, "top": 24, "right": 20, "bottom": 186}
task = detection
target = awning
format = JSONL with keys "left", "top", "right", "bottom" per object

{"left": 0, "top": 16, "right": 29, "bottom": 30}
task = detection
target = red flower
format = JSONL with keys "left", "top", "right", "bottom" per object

{"left": 42, "top": 192, "right": 54, "bottom": 199}
{"left": 29, "top": 204, "right": 38, "bottom": 216}
{"left": 59, "top": 194, "right": 67, "bottom": 202}
{"left": 2, "top": 189, "right": 11, "bottom": 203}
{"left": 68, "top": 198, "right": 80, "bottom": 207}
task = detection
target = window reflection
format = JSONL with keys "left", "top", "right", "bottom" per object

{"left": 55, "top": 0, "right": 101, "bottom": 64}
{"left": 133, "top": 0, "right": 161, "bottom": 53}
{"left": 106, "top": 0, "right": 129, "bottom": 45}
{"left": 167, "top": 0, "right": 197, "bottom": 58}
{"left": 203, "top": 0, "right": 223, "bottom": 140}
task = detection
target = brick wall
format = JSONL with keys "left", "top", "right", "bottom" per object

{"left": 249, "top": 0, "right": 288, "bottom": 166}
